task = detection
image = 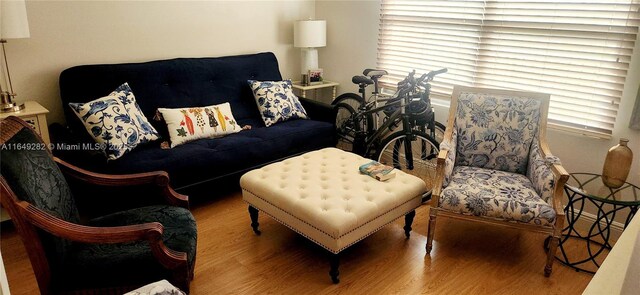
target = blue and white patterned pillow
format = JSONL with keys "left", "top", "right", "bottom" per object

{"left": 109, "top": 83, "right": 160, "bottom": 143}
{"left": 248, "top": 80, "right": 308, "bottom": 127}
{"left": 69, "top": 96, "right": 140, "bottom": 160}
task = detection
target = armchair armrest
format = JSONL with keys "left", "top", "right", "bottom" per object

{"left": 431, "top": 149, "right": 449, "bottom": 208}
{"left": 18, "top": 200, "right": 187, "bottom": 269}
{"left": 54, "top": 157, "right": 189, "bottom": 209}
{"left": 430, "top": 123, "right": 457, "bottom": 208}
{"left": 539, "top": 140, "right": 569, "bottom": 219}
{"left": 526, "top": 138, "right": 569, "bottom": 222}
{"left": 298, "top": 97, "right": 336, "bottom": 124}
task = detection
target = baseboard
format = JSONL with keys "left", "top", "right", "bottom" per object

{"left": 570, "top": 209, "right": 625, "bottom": 243}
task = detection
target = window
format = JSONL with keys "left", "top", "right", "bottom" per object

{"left": 378, "top": 0, "right": 640, "bottom": 137}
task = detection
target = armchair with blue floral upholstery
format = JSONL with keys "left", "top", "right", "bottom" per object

{"left": 426, "top": 86, "right": 568, "bottom": 276}
{"left": 0, "top": 116, "right": 197, "bottom": 294}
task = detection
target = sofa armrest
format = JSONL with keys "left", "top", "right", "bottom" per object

{"left": 299, "top": 97, "right": 336, "bottom": 125}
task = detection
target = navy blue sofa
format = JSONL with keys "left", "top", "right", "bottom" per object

{"left": 53, "top": 52, "right": 336, "bottom": 196}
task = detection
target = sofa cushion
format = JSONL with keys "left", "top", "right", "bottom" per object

{"left": 440, "top": 165, "right": 555, "bottom": 226}
{"left": 248, "top": 79, "right": 308, "bottom": 127}
{"left": 102, "top": 118, "right": 335, "bottom": 189}
{"left": 158, "top": 102, "right": 241, "bottom": 148}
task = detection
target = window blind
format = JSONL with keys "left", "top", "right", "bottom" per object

{"left": 378, "top": 0, "right": 640, "bottom": 137}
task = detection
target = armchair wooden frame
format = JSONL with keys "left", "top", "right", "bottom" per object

{"left": 0, "top": 116, "right": 194, "bottom": 294}
{"left": 426, "top": 86, "right": 569, "bottom": 276}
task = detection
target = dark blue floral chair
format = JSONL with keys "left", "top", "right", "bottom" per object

{"left": 0, "top": 116, "right": 197, "bottom": 294}
{"left": 426, "top": 86, "right": 568, "bottom": 276}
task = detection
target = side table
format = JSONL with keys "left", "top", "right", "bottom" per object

{"left": 0, "top": 101, "right": 50, "bottom": 144}
{"left": 292, "top": 80, "right": 339, "bottom": 103}
{"left": 553, "top": 173, "right": 639, "bottom": 273}
{"left": 0, "top": 101, "right": 50, "bottom": 222}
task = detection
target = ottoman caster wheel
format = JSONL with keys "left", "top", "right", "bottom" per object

{"left": 331, "top": 276, "right": 340, "bottom": 284}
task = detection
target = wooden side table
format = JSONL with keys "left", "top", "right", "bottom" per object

{"left": 0, "top": 101, "right": 50, "bottom": 222}
{"left": 292, "top": 80, "right": 339, "bottom": 102}
{"left": 0, "top": 101, "right": 50, "bottom": 144}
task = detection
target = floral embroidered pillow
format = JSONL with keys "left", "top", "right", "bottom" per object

{"left": 157, "top": 102, "right": 241, "bottom": 148}
{"left": 69, "top": 96, "right": 140, "bottom": 160}
{"left": 247, "top": 80, "right": 308, "bottom": 127}
{"left": 109, "top": 83, "right": 160, "bottom": 143}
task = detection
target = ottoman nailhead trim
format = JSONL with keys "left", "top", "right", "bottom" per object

{"left": 242, "top": 189, "right": 421, "bottom": 254}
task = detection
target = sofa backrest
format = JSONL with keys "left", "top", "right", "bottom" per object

{"left": 59, "top": 52, "right": 282, "bottom": 138}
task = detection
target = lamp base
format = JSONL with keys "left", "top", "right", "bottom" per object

{"left": 0, "top": 92, "right": 25, "bottom": 113}
{"left": 300, "top": 48, "right": 319, "bottom": 74}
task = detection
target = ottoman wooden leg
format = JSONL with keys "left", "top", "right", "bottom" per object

{"left": 248, "top": 206, "right": 261, "bottom": 235}
{"left": 404, "top": 210, "right": 416, "bottom": 238}
{"left": 329, "top": 253, "right": 340, "bottom": 284}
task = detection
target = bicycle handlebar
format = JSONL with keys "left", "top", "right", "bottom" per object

{"left": 390, "top": 68, "right": 447, "bottom": 100}
{"left": 428, "top": 68, "right": 448, "bottom": 77}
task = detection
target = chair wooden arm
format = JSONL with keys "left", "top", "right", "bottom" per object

{"left": 537, "top": 138, "right": 569, "bottom": 219}
{"left": 54, "top": 157, "right": 188, "bottom": 208}
{"left": 17, "top": 200, "right": 188, "bottom": 269}
{"left": 430, "top": 149, "right": 449, "bottom": 208}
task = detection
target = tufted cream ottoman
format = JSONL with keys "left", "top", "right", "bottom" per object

{"left": 240, "top": 148, "right": 427, "bottom": 283}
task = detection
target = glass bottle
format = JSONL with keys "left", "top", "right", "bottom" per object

{"left": 602, "top": 138, "right": 633, "bottom": 188}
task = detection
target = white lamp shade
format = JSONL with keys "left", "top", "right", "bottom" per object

{"left": 1, "top": 0, "right": 30, "bottom": 39}
{"left": 294, "top": 20, "right": 326, "bottom": 48}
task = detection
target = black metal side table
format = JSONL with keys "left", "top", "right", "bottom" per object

{"left": 555, "top": 173, "right": 639, "bottom": 273}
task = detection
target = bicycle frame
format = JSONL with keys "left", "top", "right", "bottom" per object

{"left": 350, "top": 96, "right": 417, "bottom": 158}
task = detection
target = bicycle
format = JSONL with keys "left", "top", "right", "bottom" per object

{"left": 334, "top": 69, "right": 447, "bottom": 198}
{"left": 332, "top": 69, "right": 446, "bottom": 149}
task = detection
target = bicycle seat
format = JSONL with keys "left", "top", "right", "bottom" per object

{"left": 363, "top": 69, "right": 388, "bottom": 78}
{"left": 352, "top": 75, "right": 374, "bottom": 86}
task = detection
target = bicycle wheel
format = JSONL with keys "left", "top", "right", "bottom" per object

{"left": 375, "top": 131, "right": 439, "bottom": 199}
{"left": 335, "top": 102, "right": 358, "bottom": 152}
{"left": 333, "top": 92, "right": 363, "bottom": 110}
{"left": 334, "top": 92, "right": 375, "bottom": 134}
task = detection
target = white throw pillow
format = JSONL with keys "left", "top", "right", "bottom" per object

{"left": 247, "top": 79, "right": 308, "bottom": 127}
{"left": 109, "top": 83, "right": 160, "bottom": 143}
{"left": 69, "top": 96, "right": 141, "bottom": 160}
{"left": 157, "top": 102, "right": 241, "bottom": 148}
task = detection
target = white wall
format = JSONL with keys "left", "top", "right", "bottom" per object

{"left": 7, "top": 0, "right": 315, "bottom": 125}
{"left": 6, "top": 0, "right": 640, "bottom": 183}
{"left": 317, "top": 0, "right": 640, "bottom": 186}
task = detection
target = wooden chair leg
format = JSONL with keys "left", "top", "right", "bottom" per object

{"left": 545, "top": 235, "right": 559, "bottom": 277}
{"left": 426, "top": 209, "right": 437, "bottom": 254}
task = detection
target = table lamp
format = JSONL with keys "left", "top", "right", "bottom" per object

{"left": 1, "top": 0, "right": 30, "bottom": 113}
{"left": 294, "top": 20, "right": 326, "bottom": 85}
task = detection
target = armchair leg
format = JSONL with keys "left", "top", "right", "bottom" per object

{"left": 545, "top": 235, "right": 560, "bottom": 277}
{"left": 426, "top": 209, "right": 437, "bottom": 254}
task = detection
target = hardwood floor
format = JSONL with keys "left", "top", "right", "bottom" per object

{"left": 1, "top": 189, "right": 593, "bottom": 294}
